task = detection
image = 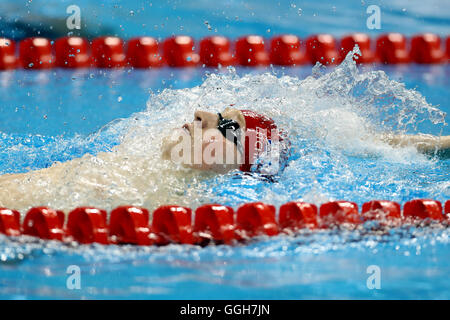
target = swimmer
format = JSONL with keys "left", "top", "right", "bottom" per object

{"left": 0, "top": 107, "right": 449, "bottom": 213}
{"left": 161, "top": 107, "right": 284, "bottom": 173}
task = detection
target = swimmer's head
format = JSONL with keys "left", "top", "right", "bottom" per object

{"left": 162, "top": 107, "right": 287, "bottom": 174}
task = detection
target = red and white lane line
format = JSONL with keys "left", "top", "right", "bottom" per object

{"left": 0, "top": 33, "right": 449, "bottom": 70}
{"left": 0, "top": 199, "right": 449, "bottom": 246}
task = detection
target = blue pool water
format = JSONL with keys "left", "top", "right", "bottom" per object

{"left": 0, "top": 0, "right": 449, "bottom": 299}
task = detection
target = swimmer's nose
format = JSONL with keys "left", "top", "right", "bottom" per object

{"left": 194, "top": 110, "right": 219, "bottom": 129}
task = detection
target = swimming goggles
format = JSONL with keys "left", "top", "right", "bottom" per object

{"left": 217, "top": 113, "right": 243, "bottom": 154}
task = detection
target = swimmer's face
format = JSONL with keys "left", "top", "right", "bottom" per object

{"left": 162, "top": 108, "right": 246, "bottom": 173}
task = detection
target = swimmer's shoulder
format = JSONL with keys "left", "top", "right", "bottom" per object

{"left": 381, "top": 134, "right": 450, "bottom": 159}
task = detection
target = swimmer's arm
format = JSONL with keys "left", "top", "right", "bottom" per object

{"left": 380, "top": 134, "right": 450, "bottom": 158}
{"left": 0, "top": 161, "right": 70, "bottom": 209}
{"left": 0, "top": 158, "right": 74, "bottom": 190}
{"left": 0, "top": 152, "right": 104, "bottom": 185}
{"left": 0, "top": 152, "right": 110, "bottom": 209}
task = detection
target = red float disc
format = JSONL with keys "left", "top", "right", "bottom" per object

{"left": 91, "top": 36, "right": 126, "bottom": 68}
{"left": 127, "top": 37, "right": 164, "bottom": 68}
{"left": 0, "top": 38, "right": 17, "bottom": 70}
{"left": 0, "top": 208, "right": 21, "bottom": 236}
{"left": 362, "top": 200, "right": 401, "bottom": 221}
{"left": 445, "top": 200, "right": 450, "bottom": 220}
{"left": 55, "top": 36, "right": 90, "bottom": 68}
{"left": 67, "top": 207, "right": 109, "bottom": 244}
{"left": 151, "top": 205, "right": 193, "bottom": 245}
{"left": 279, "top": 202, "right": 318, "bottom": 231}
{"left": 376, "top": 33, "right": 410, "bottom": 64}
{"left": 403, "top": 199, "right": 443, "bottom": 221}
{"left": 22, "top": 207, "right": 65, "bottom": 240}
{"left": 305, "top": 34, "right": 340, "bottom": 65}
{"left": 410, "top": 33, "right": 445, "bottom": 64}
{"left": 236, "top": 202, "right": 278, "bottom": 238}
{"left": 199, "top": 36, "right": 235, "bottom": 67}
{"left": 109, "top": 206, "right": 151, "bottom": 245}
{"left": 270, "top": 35, "right": 308, "bottom": 66}
{"left": 340, "top": 33, "right": 377, "bottom": 63}
{"left": 235, "top": 35, "right": 270, "bottom": 66}
{"left": 19, "top": 37, "right": 54, "bottom": 69}
{"left": 446, "top": 37, "right": 450, "bottom": 61}
{"left": 194, "top": 204, "right": 235, "bottom": 244}
{"left": 319, "top": 201, "right": 360, "bottom": 227}
{"left": 162, "top": 36, "right": 199, "bottom": 67}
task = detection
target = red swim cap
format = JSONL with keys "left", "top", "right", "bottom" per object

{"left": 240, "top": 109, "right": 279, "bottom": 172}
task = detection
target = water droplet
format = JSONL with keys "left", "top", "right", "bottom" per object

{"left": 204, "top": 20, "right": 213, "bottom": 31}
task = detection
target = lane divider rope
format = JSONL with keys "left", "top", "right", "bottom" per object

{"left": 0, "top": 199, "right": 449, "bottom": 246}
{"left": 0, "top": 33, "right": 449, "bottom": 70}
